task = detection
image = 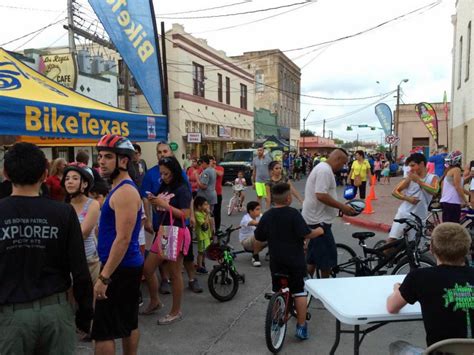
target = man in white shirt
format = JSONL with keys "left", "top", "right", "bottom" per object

{"left": 302, "top": 148, "right": 355, "bottom": 278}
{"left": 239, "top": 201, "right": 266, "bottom": 267}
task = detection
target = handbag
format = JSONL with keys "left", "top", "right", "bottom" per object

{"left": 158, "top": 208, "right": 191, "bottom": 261}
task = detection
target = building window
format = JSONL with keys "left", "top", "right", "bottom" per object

{"left": 467, "top": 22, "right": 471, "bottom": 81}
{"left": 458, "top": 36, "right": 463, "bottom": 89}
{"left": 240, "top": 84, "right": 247, "bottom": 110}
{"left": 217, "top": 74, "right": 223, "bottom": 102}
{"left": 255, "top": 70, "right": 264, "bottom": 92}
{"left": 193, "top": 62, "right": 205, "bottom": 97}
{"left": 225, "top": 77, "right": 230, "bottom": 104}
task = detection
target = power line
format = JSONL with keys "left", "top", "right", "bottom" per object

{"left": 0, "top": 18, "right": 67, "bottom": 47}
{"left": 159, "top": 1, "right": 252, "bottom": 16}
{"left": 156, "top": 2, "right": 310, "bottom": 19}
{"left": 0, "top": 4, "right": 60, "bottom": 13}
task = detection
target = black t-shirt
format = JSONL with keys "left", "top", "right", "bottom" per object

{"left": 0, "top": 196, "right": 93, "bottom": 330}
{"left": 255, "top": 206, "right": 311, "bottom": 267}
{"left": 155, "top": 183, "right": 192, "bottom": 228}
{"left": 399, "top": 265, "right": 474, "bottom": 346}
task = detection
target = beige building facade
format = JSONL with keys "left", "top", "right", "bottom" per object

{"left": 396, "top": 103, "right": 450, "bottom": 158}
{"left": 451, "top": 0, "right": 474, "bottom": 164}
{"left": 164, "top": 24, "right": 254, "bottom": 162}
{"left": 231, "top": 49, "right": 301, "bottom": 147}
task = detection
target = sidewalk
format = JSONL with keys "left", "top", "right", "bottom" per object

{"left": 341, "top": 176, "right": 403, "bottom": 233}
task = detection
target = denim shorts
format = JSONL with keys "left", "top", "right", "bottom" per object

{"left": 306, "top": 223, "right": 337, "bottom": 270}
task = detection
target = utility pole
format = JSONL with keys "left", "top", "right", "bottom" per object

{"left": 323, "top": 119, "right": 326, "bottom": 138}
{"left": 67, "top": 0, "right": 76, "bottom": 54}
{"left": 394, "top": 79, "right": 409, "bottom": 159}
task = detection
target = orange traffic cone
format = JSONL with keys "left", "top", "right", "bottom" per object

{"left": 368, "top": 176, "right": 377, "bottom": 200}
{"left": 363, "top": 195, "right": 374, "bottom": 214}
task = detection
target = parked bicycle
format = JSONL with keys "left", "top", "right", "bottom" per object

{"left": 227, "top": 183, "right": 245, "bottom": 216}
{"left": 332, "top": 212, "right": 435, "bottom": 278}
{"left": 264, "top": 273, "right": 311, "bottom": 354}
{"left": 206, "top": 225, "right": 246, "bottom": 302}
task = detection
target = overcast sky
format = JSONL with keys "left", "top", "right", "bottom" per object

{"left": 0, "top": 0, "right": 455, "bottom": 144}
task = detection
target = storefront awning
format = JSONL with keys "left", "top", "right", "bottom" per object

{"left": 0, "top": 48, "right": 167, "bottom": 146}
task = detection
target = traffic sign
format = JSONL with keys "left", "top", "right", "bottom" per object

{"left": 385, "top": 134, "right": 400, "bottom": 145}
{"left": 169, "top": 142, "right": 179, "bottom": 151}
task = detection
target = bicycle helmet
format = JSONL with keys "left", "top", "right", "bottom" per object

{"left": 346, "top": 199, "right": 366, "bottom": 216}
{"left": 61, "top": 162, "right": 95, "bottom": 199}
{"left": 97, "top": 134, "right": 135, "bottom": 180}
{"left": 343, "top": 185, "right": 356, "bottom": 200}
{"left": 445, "top": 150, "right": 463, "bottom": 167}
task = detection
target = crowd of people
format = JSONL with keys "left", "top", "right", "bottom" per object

{"left": 1, "top": 135, "right": 474, "bottom": 353}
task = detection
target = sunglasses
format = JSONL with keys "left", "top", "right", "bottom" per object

{"left": 159, "top": 157, "right": 173, "bottom": 164}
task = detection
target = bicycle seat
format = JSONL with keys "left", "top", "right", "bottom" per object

{"left": 352, "top": 232, "right": 375, "bottom": 240}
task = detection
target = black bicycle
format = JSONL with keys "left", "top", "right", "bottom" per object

{"left": 332, "top": 212, "right": 435, "bottom": 278}
{"left": 206, "top": 225, "right": 246, "bottom": 302}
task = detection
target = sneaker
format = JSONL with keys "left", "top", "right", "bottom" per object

{"left": 188, "top": 279, "right": 203, "bottom": 293}
{"left": 159, "top": 280, "right": 171, "bottom": 295}
{"left": 196, "top": 267, "right": 208, "bottom": 275}
{"left": 252, "top": 254, "right": 261, "bottom": 267}
{"left": 295, "top": 322, "right": 309, "bottom": 340}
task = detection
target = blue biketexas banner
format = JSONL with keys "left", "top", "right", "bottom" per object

{"left": 374, "top": 103, "right": 393, "bottom": 136}
{"left": 0, "top": 48, "right": 166, "bottom": 142}
{"left": 89, "top": 0, "right": 163, "bottom": 115}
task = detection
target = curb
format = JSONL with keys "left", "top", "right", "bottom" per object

{"left": 341, "top": 215, "right": 391, "bottom": 233}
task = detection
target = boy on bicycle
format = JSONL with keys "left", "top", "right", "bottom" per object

{"left": 255, "top": 183, "right": 323, "bottom": 340}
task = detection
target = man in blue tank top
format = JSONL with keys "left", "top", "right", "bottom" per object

{"left": 91, "top": 134, "right": 143, "bottom": 354}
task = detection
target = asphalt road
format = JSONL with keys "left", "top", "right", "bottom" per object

{"left": 77, "top": 177, "right": 426, "bottom": 355}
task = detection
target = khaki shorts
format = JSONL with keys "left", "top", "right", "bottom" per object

{"left": 88, "top": 257, "right": 100, "bottom": 285}
{"left": 240, "top": 235, "right": 267, "bottom": 252}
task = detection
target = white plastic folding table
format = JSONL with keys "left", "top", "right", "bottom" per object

{"left": 305, "top": 275, "right": 422, "bottom": 355}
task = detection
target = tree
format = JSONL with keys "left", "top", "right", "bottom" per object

{"left": 300, "top": 129, "right": 315, "bottom": 137}
{"left": 333, "top": 138, "right": 344, "bottom": 145}
{"left": 376, "top": 144, "right": 387, "bottom": 153}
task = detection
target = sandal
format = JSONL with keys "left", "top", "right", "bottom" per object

{"left": 139, "top": 302, "right": 164, "bottom": 316}
{"left": 157, "top": 312, "right": 183, "bottom": 325}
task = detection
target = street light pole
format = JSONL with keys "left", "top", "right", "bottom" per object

{"left": 302, "top": 109, "right": 314, "bottom": 153}
{"left": 394, "top": 78, "right": 409, "bottom": 160}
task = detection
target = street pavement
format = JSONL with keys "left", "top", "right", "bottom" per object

{"left": 77, "top": 176, "right": 426, "bottom": 355}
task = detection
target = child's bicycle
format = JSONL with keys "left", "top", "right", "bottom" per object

{"left": 206, "top": 225, "right": 245, "bottom": 302}
{"left": 227, "top": 183, "right": 245, "bottom": 216}
{"left": 264, "top": 273, "right": 311, "bottom": 353}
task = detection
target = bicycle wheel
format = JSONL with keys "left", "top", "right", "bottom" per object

{"left": 208, "top": 265, "right": 239, "bottom": 302}
{"left": 227, "top": 196, "right": 237, "bottom": 216}
{"left": 332, "top": 243, "right": 357, "bottom": 277}
{"left": 391, "top": 255, "right": 436, "bottom": 275}
{"left": 265, "top": 292, "right": 287, "bottom": 354}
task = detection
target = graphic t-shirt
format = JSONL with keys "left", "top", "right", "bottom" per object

{"left": 0, "top": 196, "right": 92, "bottom": 312}
{"left": 255, "top": 206, "right": 311, "bottom": 267}
{"left": 155, "top": 184, "right": 192, "bottom": 228}
{"left": 399, "top": 265, "right": 474, "bottom": 346}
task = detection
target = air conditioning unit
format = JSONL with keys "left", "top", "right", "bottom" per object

{"left": 77, "top": 50, "right": 91, "bottom": 74}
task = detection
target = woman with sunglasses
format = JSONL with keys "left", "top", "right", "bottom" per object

{"left": 142, "top": 156, "right": 192, "bottom": 325}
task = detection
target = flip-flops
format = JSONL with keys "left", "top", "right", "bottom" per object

{"left": 157, "top": 312, "right": 183, "bottom": 325}
{"left": 139, "top": 302, "right": 164, "bottom": 316}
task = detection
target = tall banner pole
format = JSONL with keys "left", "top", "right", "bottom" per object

{"left": 443, "top": 91, "right": 449, "bottom": 148}
{"left": 415, "top": 102, "right": 439, "bottom": 148}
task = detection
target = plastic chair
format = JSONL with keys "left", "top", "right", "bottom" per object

{"left": 424, "top": 338, "right": 474, "bottom": 355}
